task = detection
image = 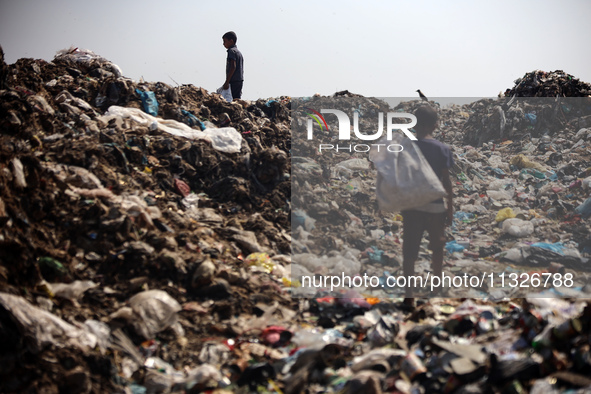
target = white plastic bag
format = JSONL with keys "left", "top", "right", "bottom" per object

{"left": 129, "top": 290, "right": 182, "bottom": 339}
{"left": 370, "top": 136, "right": 446, "bottom": 212}
{"left": 502, "top": 218, "right": 534, "bottom": 238}
{"left": 99, "top": 106, "right": 242, "bottom": 153}
{"left": 0, "top": 292, "right": 98, "bottom": 353}
{"left": 216, "top": 86, "right": 233, "bottom": 102}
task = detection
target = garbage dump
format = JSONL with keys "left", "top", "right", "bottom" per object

{"left": 2, "top": 43, "right": 591, "bottom": 393}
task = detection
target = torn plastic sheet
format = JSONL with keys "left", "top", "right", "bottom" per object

{"left": 0, "top": 292, "right": 97, "bottom": 353}
{"left": 54, "top": 46, "right": 123, "bottom": 78}
{"left": 110, "top": 290, "right": 183, "bottom": 339}
{"left": 99, "top": 106, "right": 242, "bottom": 154}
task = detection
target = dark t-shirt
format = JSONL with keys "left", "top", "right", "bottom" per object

{"left": 226, "top": 45, "right": 243, "bottom": 82}
{"left": 415, "top": 137, "right": 454, "bottom": 179}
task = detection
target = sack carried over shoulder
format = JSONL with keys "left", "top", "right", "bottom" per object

{"left": 370, "top": 135, "right": 446, "bottom": 212}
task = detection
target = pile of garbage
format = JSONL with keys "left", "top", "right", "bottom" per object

{"left": 0, "top": 46, "right": 294, "bottom": 392}
{"left": 503, "top": 70, "right": 591, "bottom": 98}
{"left": 2, "top": 44, "right": 591, "bottom": 393}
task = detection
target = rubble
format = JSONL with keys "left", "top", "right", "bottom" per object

{"left": 2, "top": 44, "right": 591, "bottom": 393}
{"left": 504, "top": 70, "right": 591, "bottom": 98}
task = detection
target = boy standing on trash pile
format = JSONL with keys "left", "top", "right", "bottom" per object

{"left": 401, "top": 105, "right": 454, "bottom": 307}
{"left": 222, "top": 31, "right": 244, "bottom": 100}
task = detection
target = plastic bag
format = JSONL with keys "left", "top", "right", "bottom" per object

{"left": 99, "top": 106, "right": 242, "bottom": 153}
{"left": 54, "top": 46, "right": 123, "bottom": 77}
{"left": 495, "top": 207, "right": 516, "bottom": 222}
{"left": 501, "top": 218, "right": 534, "bottom": 237}
{"left": 110, "top": 290, "right": 182, "bottom": 339}
{"left": 336, "top": 158, "right": 371, "bottom": 172}
{"left": 370, "top": 136, "right": 446, "bottom": 212}
{"left": 0, "top": 292, "right": 97, "bottom": 353}
{"left": 50, "top": 280, "right": 98, "bottom": 303}
{"left": 216, "top": 86, "right": 233, "bottom": 102}
{"left": 135, "top": 89, "right": 159, "bottom": 116}
{"left": 129, "top": 290, "right": 182, "bottom": 339}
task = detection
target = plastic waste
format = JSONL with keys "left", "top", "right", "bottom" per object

{"left": 83, "top": 319, "right": 111, "bottom": 355}
{"left": 364, "top": 246, "right": 384, "bottom": 262}
{"left": 351, "top": 348, "right": 406, "bottom": 373}
{"left": 530, "top": 242, "right": 565, "bottom": 254}
{"left": 367, "top": 315, "right": 399, "bottom": 347}
{"left": 529, "top": 379, "right": 561, "bottom": 394}
{"left": 501, "top": 218, "right": 534, "bottom": 238}
{"left": 245, "top": 252, "right": 274, "bottom": 273}
{"left": 11, "top": 158, "right": 27, "bottom": 188}
{"left": 198, "top": 342, "right": 230, "bottom": 365}
{"left": 186, "top": 364, "right": 225, "bottom": 389}
{"left": 216, "top": 86, "right": 233, "bottom": 102}
{"left": 524, "top": 246, "right": 584, "bottom": 270}
{"left": 575, "top": 197, "right": 591, "bottom": 218}
{"left": 495, "top": 207, "right": 516, "bottom": 222}
{"left": 180, "top": 109, "right": 205, "bottom": 130}
{"left": 582, "top": 176, "right": 591, "bottom": 190}
{"left": 49, "top": 280, "right": 98, "bottom": 303}
{"left": 41, "top": 161, "right": 104, "bottom": 190}
{"left": 454, "top": 211, "right": 477, "bottom": 222}
{"left": 111, "top": 290, "right": 182, "bottom": 339}
{"left": 135, "top": 89, "right": 159, "bottom": 116}
{"left": 336, "top": 158, "right": 371, "bottom": 172}
{"left": 261, "top": 325, "right": 292, "bottom": 347}
{"left": 400, "top": 353, "right": 427, "bottom": 382}
{"left": 99, "top": 106, "right": 242, "bottom": 153}
{"left": 500, "top": 247, "right": 525, "bottom": 263}
{"left": 0, "top": 292, "right": 98, "bottom": 353}
{"left": 510, "top": 154, "right": 545, "bottom": 170}
{"left": 487, "top": 189, "right": 513, "bottom": 200}
{"left": 55, "top": 46, "right": 123, "bottom": 77}
{"left": 37, "top": 256, "right": 69, "bottom": 277}
{"left": 294, "top": 252, "right": 362, "bottom": 282}
{"left": 292, "top": 209, "right": 316, "bottom": 231}
{"left": 445, "top": 240, "right": 465, "bottom": 253}
{"left": 520, "top": 168, "right": 546, "bottom": 179}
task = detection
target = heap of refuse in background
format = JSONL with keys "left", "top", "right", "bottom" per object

{"left": 2, "top": 44, "right": 591, "bottom": 393}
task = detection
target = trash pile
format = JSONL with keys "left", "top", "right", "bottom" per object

{"left": 503, "top": 70, "right": 591, "bottom": 98}
{"left": 0, "top": 46, "right": 294, "bottom": 392}
{"left": 2, "top": 44, "right": 591, "bottom": 393}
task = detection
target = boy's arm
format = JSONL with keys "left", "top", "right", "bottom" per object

{"left": 440, "top": 167, "right": 454, "bottom": 225}
{"left": 223, "top": 59, "right": 236, "bottom": 90}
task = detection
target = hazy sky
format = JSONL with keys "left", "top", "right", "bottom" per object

{"left": 1, "top": 0, "right": 590, "bottom": 100}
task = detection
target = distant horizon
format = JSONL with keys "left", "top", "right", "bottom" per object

{"left": 3, "top": 48, "right": 587, "bottom": 102}
{"left": 1, "top": 49, "right": 584, "bottom": 105}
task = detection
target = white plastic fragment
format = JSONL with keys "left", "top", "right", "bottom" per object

{"left": 0, "top": 292, "right": 97, "bottom": 353}
{"left": 336, "top": 158, "right": 371, "bottom": 172}
{"left": 50, "top": 280, "right": 98, "bottom": 303}
{"left": 501, "top": 218, "right": 535, "bottom": 237}
{"left": 12, "top": 158, "right": 27, "bottom": 188}
{"left": 55, "top": 46, "right": 123, "bottom": 78}
{"left": 121, "top": 290, "right": 183, "bottom": 339}
{"left": 99, "top": 106, "right": 242, "bottom": 154}
{"left": 83, "top": 319, "right": 111, "bottom": 355}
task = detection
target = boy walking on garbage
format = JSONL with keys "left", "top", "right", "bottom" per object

{"left": 222, "top": 31, "right": 244, "bottom": 100}
{"left": 401, "top": 105, "right": 454, "bottom": 307}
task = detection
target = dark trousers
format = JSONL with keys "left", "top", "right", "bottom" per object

{"left": 230, "top": 81, "right": 243, "bottom": 99}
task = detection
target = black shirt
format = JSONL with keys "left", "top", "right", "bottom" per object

{"left": 226, "top": 45, "right": 244, "bottom": 82}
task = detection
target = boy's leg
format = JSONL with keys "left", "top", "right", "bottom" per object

{"left": 402, "top": 210, "right": 425, "bottom": 297}
{"left": 230, "top": 81, "right": 243, "bottom": 99}
{"left": 426, "top": 212, "right": 447, "bottom": 292}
